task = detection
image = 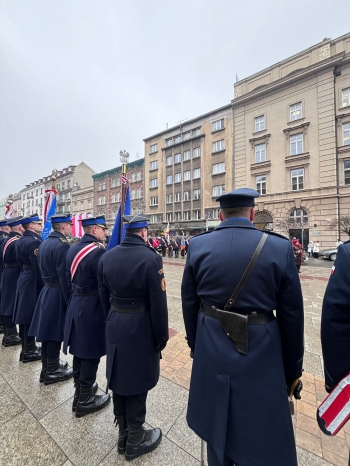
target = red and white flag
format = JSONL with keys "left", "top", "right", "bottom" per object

{"left": 5, "top": 203, "right": 14, "bottom": 219}
{"left": 71, "top": 213, "right": 90, "bottom": 238}
{"left": 121, "top": 175, "right": 129, "bottom": 185}
{"left": 43, "top": 188, "right": 57, "bottom": 224}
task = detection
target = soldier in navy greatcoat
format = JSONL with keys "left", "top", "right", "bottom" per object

{"left": 98, "top": 214, "right": 169, "bottom": 461}
{"left": 0, "top": 219, "right": 10, "bottom": 335}
{"left": 29, "top": 214, "right": 73, "bottom": 385}
{"left": 0, "top": 217, "right": 24, "bottom": 347}
{"left": 181, "top": 189, "right": 304, "bottom": 466}
{"left": 321, "top": 241, "right": 350, "bottom": 393}
{"left": 13, "top": 214, "right": 43, "bottom": 363}
{"left": 63, "top": 215, "right": 110, "bottom": 418}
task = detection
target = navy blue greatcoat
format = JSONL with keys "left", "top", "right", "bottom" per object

{"left": 29, "top": 231, "right": 70, "bottom": 342}
{"left": 321, "top": 241, "right": 350, "bottom": 390}
{"left": 181, "top": 218, "right": 304, "bottom": 466}
{"left": 0, "top": 232, "right": 9, "bottom": 307}
{"left": 63, "top": 234, "right": 107, "bottom": 359}
{"left": 0, "top": 232, "right": 21, "bottom": 317}
{"left": 13, "top": 231, "right": 43, "bottom": 325}
{"left": 98, "top": 234, "right": 169, "bottom": 396}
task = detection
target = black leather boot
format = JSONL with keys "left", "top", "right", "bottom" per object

{"left": 40, "top": 354, "right": 47, "bottom": 383}
{"left": 75, "top": 385, "right": 110, "bottom": 418}
{"left": 125, "top": 426, "right": 162, "bottom": 461}
{"left": 3, "top": 326, "right": 21, "bottom": 347}
{"left": 0, "top": 324, "right": 4, "bottom": 334}
{"left": 72, "top": 381, "right": 98, "bottom": 412}
{"left": 115, "top": 416, "right": 128, "bottom": 454}
{"left": 19, "top": 339, "right": 25, "bottom": 361}
{"left": 44, "top": 357, "right": 73, "bottom": 385}
{"left": 22, "top": 340, "right": 42, "bottom": 363}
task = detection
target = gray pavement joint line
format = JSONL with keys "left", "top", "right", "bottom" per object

{"left": 0, "top": 376, "right": 27, "bottom": 426}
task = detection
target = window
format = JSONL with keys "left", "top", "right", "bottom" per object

{"left": 136, "top": 188, "right": 142, "bottom": 198}
{"left": 212, "top": 119, "right": 224, "bottom": 132}
{"left": 255, "top": 143, "right": 266, "bottom": 163}
{"left": 344, "top": 161, "right": 350, "bottom": 185}
{"left": 174, "top": 192, "right": 181, "bottom": 202}
{"left": 36, "top": 189, "right": 38, "bottom": 196}
{"left": 131, "top": 190, "right": 136, "bottom": 200}
{"left": 193, "top": 168, "right": 200, "bottom": 179}
{"left": 111, "top": 178, "right": 117, "bottom": 187}
{"left": 150, "top": 196, "right": 158, "bottom": 206}
{"left": 290, "top": 133, "right": 303, "bottom": 155}
{"left": 212, "top": 140, "right": 225, "bottom": 153}
{"left": 166, "top": 138, "right": 173, "bottom": 147}
{"left": 150, "top": 214, "right": 158, "bottom": 223}
{"left": 183, "top": 211, "right": 190, "bottom": 220}
{"left": 174, "top": 153, "right": 181, "bottom": 164}
{"left": 166, "top": 194, "right": 173, "bottom": 203}
{"left": 80, "top": 202, "right": 84, "bottom": 210}
{"left": 291, "top": 169, "right": 304, "bottom": 191}
{"left": 88, "top": 201, "right": 92, "bottom": 209}
{"left": 193, "top": 210, "right": 201, "bottom": 220}
{"left": 116, "top": 177, "right": 121, "bottom": 187}
{"left": 193, "top": 189, "right": 201, "bottom": 200}
{"left": 67, "top": 180, "right": 71, "bottom": 188}
{"left": 183, "top": 191, "right": 190, "bottom": 201}
{"left": 212, "top": 208, "right": 220, "bottom": 219}
{"left": 174, "top": 212, "right": 181, "bottom": 221}
{"left": 40, "top": 188, "right": 43, "bottom": 194}
{"left": 150, "top": 143, "right": 158, "bottom": 153}
{"left": 174, "top": 173, "right": 182, "bottom": 183}
{"left": 255, "top": 115, "right": 265, "bottom": 132}
{"left": 212, "top": 162, "right": 225, "bottom": 175}
{"left": 289, "top": 209, "right": 308, "bottom": 223}
{"left": 193, "top": 147, "right": 201, "bottom": 158}
{"left": 35, "top": 199, "right": 38, "bottom": 206}
{"left": 183, "top": 132, "right": 190, "bottom": 140}
{"left": 256, "top": 175, "right": 266, "bottom": 195}
{"left": 175, "top": 135, "right": 181, "bottom": 143}
{"left": 116, "top": 193, "right": 121, "bottom": 202}
{"left": 342, "top": 88, "right": 350, "bottom": 108}
{"left": 66, "top": 192, "right": 70, "bottom": 200}
{"left": 150, "top": 178, "right": 158, "bottom": 188}
{"left": 212, "top": 185, "right": 225, "bottom": 197}
{"left": 111, "top": 193, "right": 117, "bottom": 203}
{"left": 166, "top": 213, "right": 172, "bottom": 222}
{"left": 343, "top": 122, "right": 350, "bottom": 146}
{"left": 193, "top": 128, "right": 200, "bottom": 137}
{"left": 150, "top": 161, "right": 158, "bottom": 171}
{"left": 131, "top": 173, "right": 136, "bottom": 183}
{"left": 166, "top": 175, "right": 173, "bottom": 185}
{"left": 166, "top": 156, "right": 173, "bottom": 166}
{"left": 62, "top": 182, "right": 65, "bottom": 190}
{"left": 136, "top": 171, "right": 141, "bottom": 181}
{"left": 183, "top": 150, "right": 190, "bottom": 161}
{"left": 61, "top": 194, "right": 65, "bottom": 202}
{"left": 98, "top": 182, "right": 102, "bottom": 191}
{"left": 183, "top": 170, "right": 191, "bottom": 181}
{"left": 290, "top": 102, "right": 302, "bottom": 121}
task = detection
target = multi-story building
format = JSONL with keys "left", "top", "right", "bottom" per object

{"left": 20, "top": 179, "right": 46, "bottom": 217}
{"left": 0, "top": 198, "right": 7, "bottom": 218}
{"left": 232, "top": 33, "right": 350, "bottom": 248}
{"left": 45, "top": 162, "right": 95, "bottom": 215}
{"left": 71, "top": 186, "right": 94, "bottom": 216}
{"left": 144, "top": 105, "right": 233, "bottom": 234}
{"left": 92, "top": 158, "right": 144, "bottom": 229}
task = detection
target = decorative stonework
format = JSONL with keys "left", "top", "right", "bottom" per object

{"left": 319, "top": 44, "right": 330, "bottom": 61}
{"left": 234, "top": 86, "right": 242, "bottom": 98}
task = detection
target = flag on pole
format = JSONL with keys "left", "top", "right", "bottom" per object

{"left": 121, "top": 175, "right": 129, "bottom": 185}
{"left": 42, "top": 189, "right": 57, "bottom": 240}
{"left": 107, "top": 186, "right": 131, "bottom": 250}
{"left": 71, "top": 213, "right": 90, "bottom": 238}
{"left": 4, "top": 203, "right": 14, "bottom": 219}
{"left": 165, "top": 222, "right": 170, "bottom": 240}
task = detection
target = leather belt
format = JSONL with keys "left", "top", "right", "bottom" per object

{"left": 200, "top": 303, "right": 275, "bottom": 325}
{"left": 4, "top": 263, "right": 18, "bottom": 268}
{"left": 111, "top": 304, "right": 146, "bottom": 314}
{"left": 73, "top": 290, "right": 98, "bottom": 297}
{"left": 23, "top": 265, "right": 34, "bottom": 270}
{"left": 44, "top": 282, "right": 60, "bottom": 288}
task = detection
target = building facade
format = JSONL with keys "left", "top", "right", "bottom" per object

{"left": 232, "top": 33, "right": 350, "bottom": 248}
{"left": 71, "top": 186, "right": 94, "bottom": 216}
{"left": 144, "top": 105, "right": 233, "bottom": 234}
{"left": 92, "top": 158, "right": 144, "bottom": 229}
{"left": 20, "top": 179, "right": 46, "bottom": 217}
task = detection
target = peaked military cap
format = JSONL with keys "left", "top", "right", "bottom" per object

{"left": 0, "top": 218, "right": 7, "bottom": 227}
{"left": 216, "top": 188, "right": 259, "bottom": 208}
{"left": 81, "top": 215, "right": 107, "bottom": 229}
{"left": 21, "top": 214, "right": 42, "bottom": 225}
{"left": 6, "top": 216, "right": 23, "bottom": 226}
{"left": 50, "top": 214, "right": 72, "bottom": 224}
{"left": 122, "top": 214, "right": 149, "bottom": 229}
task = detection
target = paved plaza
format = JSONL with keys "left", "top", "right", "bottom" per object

{"left": 1, "top": 257, "right": 349, "bottom": 466}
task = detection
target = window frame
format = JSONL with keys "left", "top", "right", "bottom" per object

{"left": 256, "top": 175, "right": 267, "bottom": 195}
{"left": 290, "top": 102, "right": 302, "bottom": 122}
{"left": 291, "top": 168, "right": 304, "bottom": 191}
{"left": 193, "top": 168, "right": 201, "bottom": 179}
{"left": 343, "top": 122, "right": 350, "bottom": 146}
{"left": 254, "top": 115, "right": 265, "bottom": 132}
{"left": 212, "top": 118, "right": 224, "bottom": 132}
{"left": 290, "top": 133, "right": 304, "bottom": 155}
{"left": 255, "top": 143, "right": 266, "bottom": 163}
{"left": 342, "top": 88, "right": 350, "bottom": 108}
{"left": 212, "top": 139, "right": 225, "bottom": 153}
{"left": 212, "top": 162, "right": 225, "bottom": 175}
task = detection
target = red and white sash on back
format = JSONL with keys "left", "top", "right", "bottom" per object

{"left": 3, "top": 237, "right": 19, "bottom": 260}
{"left": 70, "top": 243, "right": 100, "bottom": 281}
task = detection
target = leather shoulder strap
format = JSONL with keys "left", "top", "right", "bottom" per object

{"left": 224, "top": 232, "right": 268, "bottom": 311}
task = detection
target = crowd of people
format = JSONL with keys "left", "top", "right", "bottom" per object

{"left": 0, "top": 187, "right": 349, "bottom": 465}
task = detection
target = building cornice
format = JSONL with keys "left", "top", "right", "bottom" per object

{"left": 92, "top": 158, "right": 144, "bottom": 181}
{"left": 161, "top": 134, "right": 205, "bottom": 150}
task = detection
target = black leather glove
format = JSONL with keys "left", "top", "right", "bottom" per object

{"left": 287, "top": 379, "right": 303, "bottom": 400}
{"left": 157, "top": 343, "right": 167, "bottom": 353}
{"left": 190, "top": 350, "right": 194, "bottom": 359}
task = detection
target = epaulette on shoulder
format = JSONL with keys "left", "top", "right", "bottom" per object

{"left": 59, "top": 237, "right": 68, "bottom": 243}
{"left": 264, "top": 230, "right": 289, "bottom": 240}
{"left": 93, "top": 242, "right": 105, "bottom": 249}
{"left": 193, "top": 230, "right": 213, "bottom": 238}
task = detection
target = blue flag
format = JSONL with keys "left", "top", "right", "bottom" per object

{"left": 42, "top": 195, "right": 57, "bottom": 240}
{"left": 107, "top": 186, "right": 130, "bottom": 250}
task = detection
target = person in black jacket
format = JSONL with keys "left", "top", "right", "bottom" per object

{"left": 98, "top": 214, "right": 169, "bottom": 461}
{"left": 0, "top": 219, "right": 10, "bottom": 335}
{"left": 64, "top": 216, "right": 110, "bottom": 417}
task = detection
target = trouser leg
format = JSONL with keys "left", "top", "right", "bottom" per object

{"left": 23, "top": 324, "right": 35, "bottom": 344}
{"left": 113, "top": 394, "right": 128, "bottom": 454}
{"left": 79, "top": 357, "right": 100, "bottom": 387}
{"left": 207, "top": 443, "right": 235, "bottom": 466}
{"left": 126, "top": 392, "right": 148, "bottom": 430}
{"left": 4, "top": 315, "right": 16, "bottom": 329}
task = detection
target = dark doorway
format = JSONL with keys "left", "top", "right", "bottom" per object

{"left": 289, "top": 228, "right": 309, "bottom": 249}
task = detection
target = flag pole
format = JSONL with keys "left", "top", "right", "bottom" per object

{"left": 119, "top": 150, "right": 129, "bottom": 240}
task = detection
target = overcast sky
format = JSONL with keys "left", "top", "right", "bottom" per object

{"left": 1, "top": 0, "right": 349, "bottom": 198}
